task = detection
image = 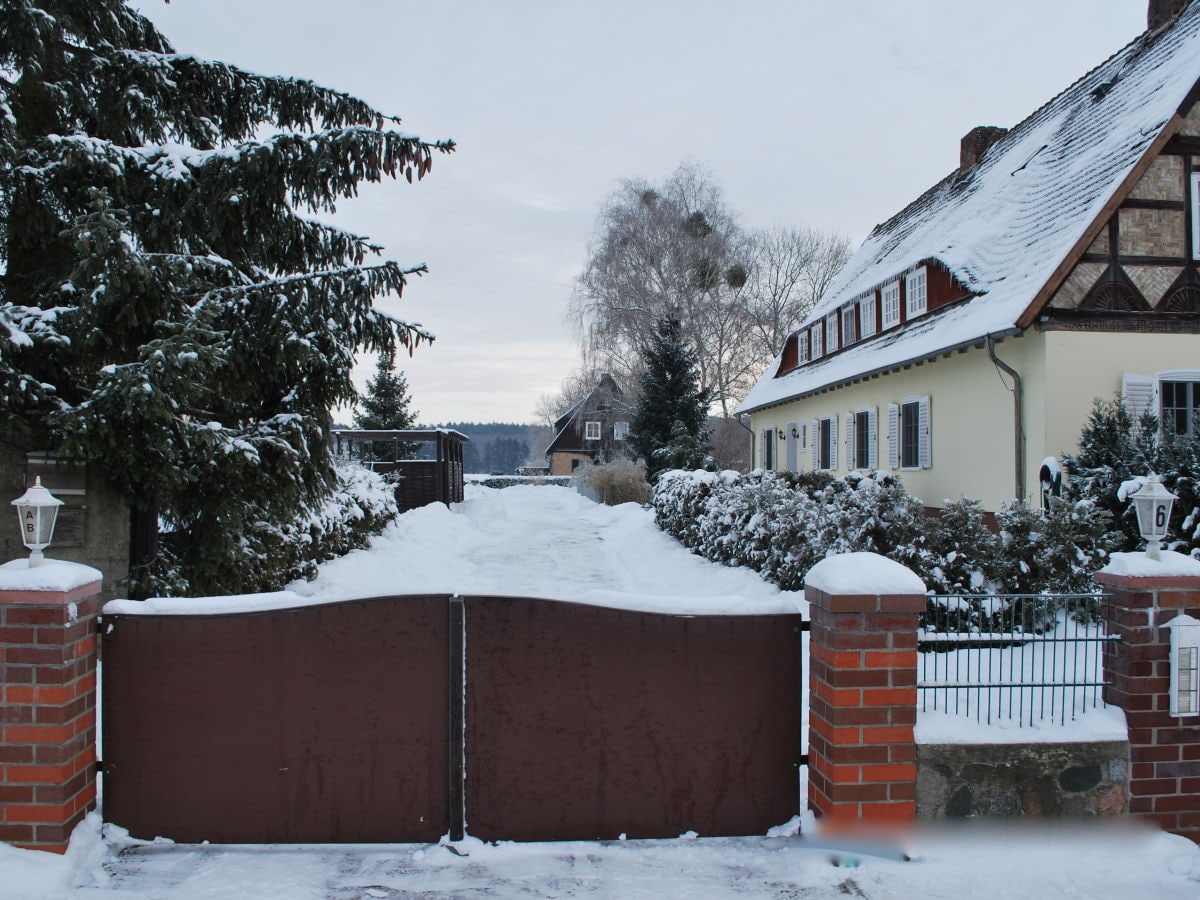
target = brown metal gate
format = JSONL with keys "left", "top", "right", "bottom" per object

{"left": 464, "top": 596, "right": 803, "bottom": 840}
{"left": 102, "top": 594, "right": 802, "bottom": 843}
{"left": 101, "top": 595, "right": 451, "bottom": 843}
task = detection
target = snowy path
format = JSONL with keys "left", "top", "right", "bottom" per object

{"left": 290, "top": 483, "right": 801, "bottom": 614}
{"left": 14, "top": 818, "right": 1199, "bottom": 899}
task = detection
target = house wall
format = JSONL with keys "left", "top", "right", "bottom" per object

{"left": 751, "top": 327, "right": 1200, "bottom": 511}
{"left": 751, "top": 340, "right": 1026, "bottom": 509}
{"left": 548, "top": 451, "right": 593, "bottom": 477}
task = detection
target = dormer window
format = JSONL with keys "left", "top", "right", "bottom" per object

{"left": 905, "top": 266, "right": 928, "bottom": 318}
{"left": 797, "top": 331, "right": 809, "bottom": 363}
{"left": 811, "top": 323, "right": 823, "bottom": 359}
{"left": 881, "top": 280, "right": 901, "bottom": 329}
{"left": 826, "top": 312, "right": 839, "bottom": 352}
{"left": 859, "top": 292, "right": 877, "bottom": 339}
{"left": 841, "top": 305, "right": 857, "bottom": 346}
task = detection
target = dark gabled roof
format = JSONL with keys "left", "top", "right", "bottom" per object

{"left": 546, "top": 374, "right": 625, "bottom": 455}
{"left": 740, "top": 2, "right": 1200, "bottom": 414}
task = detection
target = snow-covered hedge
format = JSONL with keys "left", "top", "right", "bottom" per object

{"left": 652, "top": 469, "right": 1120, "bottom": 596}
{"left": 153, "top": 458, "right": 399, "bottom": 596}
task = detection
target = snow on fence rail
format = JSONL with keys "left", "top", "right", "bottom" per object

{"left": 917, "top": 594, "right": 1119, "bottom": 727}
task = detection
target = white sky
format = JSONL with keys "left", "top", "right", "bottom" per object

{"left": 131, "top": 0, "right": 1147, "bottom": 424}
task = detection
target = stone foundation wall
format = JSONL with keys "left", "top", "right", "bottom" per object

{"left": 917, "top": 741, "right": 1129, "bottom": 819}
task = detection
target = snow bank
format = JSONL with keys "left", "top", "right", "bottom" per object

{"left": 103, "top": 485, "right": 802, "bottom": 617}
{"left": 1100, "top": 550, "right": 1200, "bottom": 579}
{"left": 805, "top": 552, "right": 926, "bottom": 596}
{"left": 0, "top": 559, "right": 102, "bottom": 592}
{"left": 916, "top": 705, "right": 1128, "bottom": 744}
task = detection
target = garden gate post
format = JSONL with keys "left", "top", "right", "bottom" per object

{"left": 805, "top": 552, "right": 925, "bottom": 824}
{"left": 0, "top": 560, "right": 102, "bottom": 852}
{"left": 1095, "top": 553, "right": 1200, "bottom": 844}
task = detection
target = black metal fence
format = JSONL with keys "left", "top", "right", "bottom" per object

{"left": 917, "top": 594, "right": 1120, "bottom": 727}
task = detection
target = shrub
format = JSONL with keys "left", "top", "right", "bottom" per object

{"left": 573, "top": 459, "right": 652, "bottom": 506}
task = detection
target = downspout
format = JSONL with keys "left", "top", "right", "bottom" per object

{"left": 986, "top": 334, "right": 1025, "bottom": 503}
{"left": 735, "top": 413, "right": 755, "bottom": 471}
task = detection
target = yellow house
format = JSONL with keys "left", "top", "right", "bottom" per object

{"left": 740, "top": 0, "right": 1200, "bottom": 513}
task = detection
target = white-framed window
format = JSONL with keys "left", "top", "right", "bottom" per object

{"left": 841, "top": 305, "right": 857, "bottom": 346}
{"left": 843, "top": 407, "right": 878, "bottom": 470}
{"left": 859, "top": 292, "right": 877, "bottom": 339}
{"left": 584, "top": 421, "right": 601, "bottom": 441}
{"left": 1125, "top": 370, "right": 1200, "bottom": 436}
{"left": 888, "top": 396, "right": 931, "bottom": 470}
{"left": 905, "top": 266, "right": 928, "bottom": 318}
{"left": 797, "top": 331, "right": 809, "bottom": 364}
{"left": 812, "top": 415, "right": 837, "bottom": 471}
{"left": 826, "top": 312, "right": 839, "bottom": 352}
{"left": 881, "top": 280, "right": 901, "bottom": 329}
{"left": 810, "top": 323, "right": 823, "bottom": 359}
{"left": 1191, "top": 173, "right": 1200, "bottom": 261}
{"left": 613, "top": 421, "right": 629, "bottom": 441}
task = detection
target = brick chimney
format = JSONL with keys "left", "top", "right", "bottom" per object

{"left": 1148, "top": 0, "right": 1188, "bottom": 31}
{"left": 960, "top": 126, "right": 1008, "bottom": 170}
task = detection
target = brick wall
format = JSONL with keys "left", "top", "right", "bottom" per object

{"left": 0, "top": 568, "right": 101, "bottom": 852}
{"left": 805, "top": 556, "right": 924, "bottom": 824}
{"left": 1096, "top": 565, "right": 1200, "bottom": 843}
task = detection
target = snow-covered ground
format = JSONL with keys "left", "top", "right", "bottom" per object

{"left": 6, "top": 484, "right": 1200, "bottom": 897}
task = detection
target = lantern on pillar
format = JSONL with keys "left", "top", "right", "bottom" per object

{"left": 1128, "top": 473, "right": 1176, "bottom": 560}
{"left": 11, "top": 476, "right": 64, "bottom": 567}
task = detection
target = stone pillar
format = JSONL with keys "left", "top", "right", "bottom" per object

{"left": 805, "top": 552, "right": 925, "bottom": 823}
{"left": 1095, "top": 551, "right": 1200, "bottom": 844}
{"left": 0, "top": 559, "right": 102, "bottom": 852}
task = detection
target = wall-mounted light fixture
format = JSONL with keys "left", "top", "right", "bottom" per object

{"left": 1164, "top": 613, "right": 1200, "bottom": 718}
{"left": 790, "top": 426, "right": 800, "bottom": 439}
{"left": 777, "top": 429, "right": 785, "bottom": 441}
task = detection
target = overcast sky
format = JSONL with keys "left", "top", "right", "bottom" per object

{"left": 131, "top": 0, "right": 1147, "bottom": 425}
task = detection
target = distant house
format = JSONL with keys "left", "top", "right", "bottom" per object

{"left": 740, "top": 0, "right": 1200, "bottom": 512}
{"left": 545, "top": 374, "right": 631, "bottom": 475}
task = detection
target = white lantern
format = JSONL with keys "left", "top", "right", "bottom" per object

{"left": 11, "top": 476, "right": 64, "bottom": 567}
{"left": 1129, "top": 473, "right": 1176, "bottom": 560}
{"left": 1164, "top": 614, "right": 1200, "bottom": 718}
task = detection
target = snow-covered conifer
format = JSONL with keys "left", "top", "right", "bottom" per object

{"left": 0, "top": 1, "right": 452, "bottom": 593}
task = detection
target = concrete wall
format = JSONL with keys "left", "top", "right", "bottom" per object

{"left": 917, "top": 741, "right": 1130, "bottom": 819}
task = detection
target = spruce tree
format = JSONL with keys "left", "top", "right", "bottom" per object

{"left": 354, "top": 350, "right": 419, "bottom": 461}
{"left": 0, "top": 1, "right": 453, "bottom": 593}
{"left": 629, "top": 314, "right": 711, "bottom": 480}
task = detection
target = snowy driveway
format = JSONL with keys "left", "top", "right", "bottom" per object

{"left": 291, "top": 483, "right": 801, "bottom": 614}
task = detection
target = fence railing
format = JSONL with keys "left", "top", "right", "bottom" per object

{"left": 917, "top": 594, "right": 1119, "bottom": 727}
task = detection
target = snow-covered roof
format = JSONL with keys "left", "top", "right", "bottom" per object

{"left": 740, "top": 3, "right": 1200, "bottom": 414}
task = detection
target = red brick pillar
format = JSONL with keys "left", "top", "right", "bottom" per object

{"left": 805, "top": 552, "right": 925, "bottom": 824}
{"left": 1095, "top": 552, "right": 1200, "bottom": 844}
{"left": 0, "top": 560, "right": 102, "bottom": 852}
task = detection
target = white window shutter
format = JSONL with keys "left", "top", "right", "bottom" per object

{"left": 1122, "top": 372, "right": 1157, "bottom": 428}
{"left": 785, "top": 421, "right": 799, "bottom": 472}
{"left": 868, "top": 407, "right": 878, "bottom": 469}
{"left": 918, "top": 395, "right": 932, "bottom": 469}
{"left": 887, "top": 403, "right": 900, "bottom": 469}
{"left": 843, "top": 412, "right": 855, "bottom": 470}
{"left": 810, "top": 419, "right": 819, "bottom": 470}
{"left": 829, "top": 416, "right": 838, "bottom": 471}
